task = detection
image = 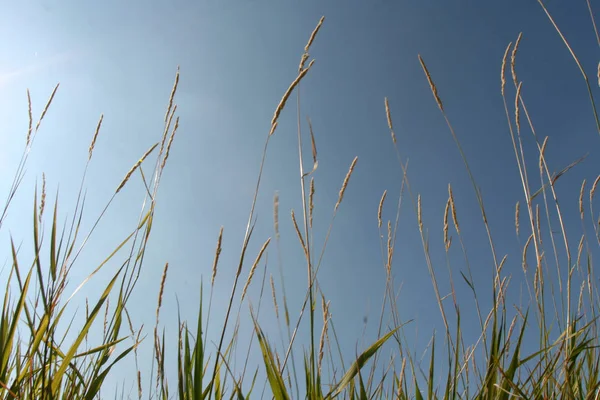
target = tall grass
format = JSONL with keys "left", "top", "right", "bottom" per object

{"left": 1, "top": 2, "right": 600, "bottom": 399}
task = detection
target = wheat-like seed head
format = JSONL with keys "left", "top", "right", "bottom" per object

{"left": 26, "top": 89, "right": 33, "bottom": 146}
{"left": 270, "top": 61, "right": 315, "bottom": 136}
{"left": 104, "top": 297, "right": 110, "bottom": 337}
{"left": 580, "top": 179, "right": 586, "bottom": 220}
{"left": 384, "top": 97, "right": 397, "bottom": 144}
{"left": 165, "top": 66, "right": 180, "bottom": 124}
{"left": 448, "top": 184, "right": 460, "bottom": 234}
{"left": 212, "top": 227, "right": 223, "bottom": 285}
{"left": 522, "top": 234, "right": 533, "bottom": 273}
{"left": 511, "top": 32, "right": 523, "bottom": 87}
{"left": 444, "top": 197, "right": 450, "bottom": 250}
{"left": 577, "top": 234, "right": 584, "bottom": 268}
{"left": 418, "top": 55, "right": 443, "bottom": 112}
{"left": 291, "top": 210, "right": 308, "bottom": 258}
{"left": 305, "top": 17, "right": 325, "bottom": 54}
{"left": 39, "top": 173, "right": 46, "bottom": 224}
{"left": 88, "top": 114, "right": 104, "bottom": 161}
{"left": 137, "top": 370, "right": 142, "bottom": 399}
{"left": 578, "top": 281, "right": 585, "bottom": 315}
{"left": 501, "top": 42, "right": 512, "bottom": 96}
{"left": 318, "top": 295, "right": 330, "bottom": 374}
{"left": 35, "top": 83, "right": 59, "bottom": 133}
{"left": 590, "top": 175, "right": 600, "bottom": 204}
{"left": 156, "top": 262, "right": 169, "bottom": 323}
{"left": 515, "top": 82, "right": 522, "bottom": 132}
{"left": 539, "top": 136, "right": 548, "bottom": 170}
{"left": 309, "top": 178, "right": 315, "bottom": 229}
{"left": 274, "top": 192, "right": 280, "bottom": 239}
{"left": 515, "top": 201, "right": 520, "bottom": 236}
{"left": 270, "top": 275, "right": 279, "bottom": 319}
{"left": 497, "top": 254, "right": 508, "bottom": 278}
{"left": 160, "top": 105, "right": 177, "bottom": 157}
{"left": 161, "top": 116, "right": 180, "bottom": 169}
{"left": 299, "top": 16, "right": 325, "bottom": 71}
{"left": 116, "top": 142, "right": 159, "bottom": 193}
{"left": 241, "top": 238, "right": 271, "bottom": 301}
{"left": 335, "top": 156, "right": 358, "bottom": 211}
{"left": 378, "top": 190, "right": 387, "bottom": 228}
{"left": 387, "top": 220, "right": 392, "bottom": 275}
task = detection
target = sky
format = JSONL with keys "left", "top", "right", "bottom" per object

{"left": 1, "top": 0, "right": 600, "bottom": 397}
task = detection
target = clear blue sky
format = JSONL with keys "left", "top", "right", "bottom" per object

{"left": 1, "top": 0, "right": 599, "bottom": 397}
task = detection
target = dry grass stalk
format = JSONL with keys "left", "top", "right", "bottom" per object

{"left": 270, "top": 60, "right": 315, "bottom": 136}
{"left": 309, "top": 178, "right": 315, "bottom": 228}
{"left": 291, "top": 210, "right": 308, "bottom": 258}
{"left": 116, "top": 142, "right": 159, "bottom": 193}
{"left": 398, "top": 358, "right": 407, "bottom": 397}
{"left": 536, "top": 204, "right": 542, "bottom": 245}
{"left": 378, "top": 190, "right": 387, "bottom": 228}
{"left": 26, "top": 89, "right": 32, "bottom": 146}
{"left": 156, "top": 262, "right": 169, "bottom": 323}
{"left": 165, "top": 66, "right": 180, "bottom": 124}
{"left": 448, "top": 184, "right": 460, "bottom": 234}
{"left": 39, "top": 173, "right": 46, "bottom": 223}
{"left": 274, "top": 192, "right": 280, "bottom": 239}
{"left": 241, "top": 237, "right": 271, "bottom": 301}
{"left": 580, "top": 179, "right": 586, "bottom": 220}
{"left": 511, "top": 33, "right": 523, "bottom": 87}
{"left": 539, "top": 136, "right": 548, "bottom": 170}
{"left": 417, "top": 194, "right": 423, "bottom": 231}
{"left": 335, "top": 156, "right": 358, "bottom": 211}
{"left": 444, "top": 197, "right": 451, "bottom": 250}
{"left": 418, "top": 55, "right": 443, "bottom": 111}
{"left": 515, "top": 201, "right": 520, "bottom": 236}
{"left": 88, "top": 114, "right": 104, "bottom": 161}
{"left": 501, "top": 42, "right": 512, "bottom": 96}
{"left": 598, "top": 61, "right": 600, "bottom": 87}
{"left": 35, "top": 83, "right": 60, "bottom": 133}
{"left": 523, "top": 234, "right": 533, "bottom": 273}
{"left": 212, "top": 227, "right": 224, "bottom": 285}
{"left": 161, "top": 116, "right": 180, "bottom": 169}
{"left": 515, "top": 82, "right": 523, "bottom": 131}
{"left": 270, "top": 274, "right": 279, "bottom": 319}
{"left": 590, "top": 175, "right": 600, "bottom": 204}
{"left": 384, "top": 97, "right": 397, "bottom": 143}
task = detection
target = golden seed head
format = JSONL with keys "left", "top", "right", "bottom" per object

{"left": 335, "top": 156, "right": 358, "bottom": 211}
{"left": 418, "top": 55, "right": 443, "bottom": 112}
{"left": 378, "top": 190, "right": 387, "bottom": 228}
{"left": 501, "top": 42, "right": 512, "bottom": 96}
{"left": 511, "top": 33, "right": 523, "bottom": 87}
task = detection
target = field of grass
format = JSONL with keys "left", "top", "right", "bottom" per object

{"left": 2, "top": 1, "right": 600, "bottom": 399}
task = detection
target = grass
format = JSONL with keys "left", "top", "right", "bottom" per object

{"left": 1, "top": 2, "right": 600, "bottom": 399}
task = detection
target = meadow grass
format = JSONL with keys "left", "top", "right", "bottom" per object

{"left": 1, "top": 2, "right": 600, "bottom": 398}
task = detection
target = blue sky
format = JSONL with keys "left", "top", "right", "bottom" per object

{"left": 1, "top": 0, "right": 600, "bottom": 397}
